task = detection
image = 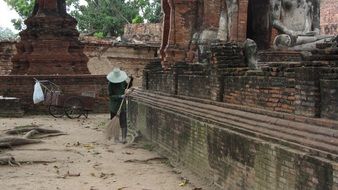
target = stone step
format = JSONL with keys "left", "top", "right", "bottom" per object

{"left": 257, "top": 51, "right": 302, "bottom": 62}
{"left": 166, "top": 92, "right": 338, "bottom": 129}
{"left": 135, "top": 91, "right": 338, "bottom": 143}
{"left": 0, "top": 97, "right": 24, "bottom": 117}
{"left": 134, "top": 94, "right": 338, "bottom": 159}
{"left": 136, "top": 90, "right": 338, "bottom": 129}
{"left": 258, "top": 62, "right": 301, "bottom": 66}
{"left": 131, "top": 89, "right": 338, "bottom": 160}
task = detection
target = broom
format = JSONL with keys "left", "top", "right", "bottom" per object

{"left": 105, "top": 81, "right": 131, "bottom": 141}
{"left": 105, "top": 95, "right": 126, "bottom": 141}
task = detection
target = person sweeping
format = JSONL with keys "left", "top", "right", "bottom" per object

{"left": 106, "top": 68, "right": 133, "bottom": 144}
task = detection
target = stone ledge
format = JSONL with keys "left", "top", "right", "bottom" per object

{"left": 131, "top": 89, "right": 338, "bottom": 161}
{"left": 0, "top": 97, "right": 24, "bottom": 117}
{"left": 142, "top": 88, "right": 338, "bottom": 129}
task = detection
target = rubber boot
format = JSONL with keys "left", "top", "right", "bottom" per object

{"left": 121, "top": 127, "right": 127, "bottom": 144}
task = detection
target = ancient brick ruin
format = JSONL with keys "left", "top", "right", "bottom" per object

{"left": 321, "top": 0, "right": 338, "bottom": 35}
{"left": 0, "top": 0, "right": 337, "bottom": 188}
{"left": 10, "top": 0, "right": 89, "bottom": 75}
{"left": 0, "top": 41, "right": 16, "bottom": 75}
{"left": 123, "top": 23, "right": 162, "bottom": 44}
{"left": 0, "top": 15, "right": 159, "bottom": 113}
{"left": 130, "top": 0, "right": 338, "bottom": 189}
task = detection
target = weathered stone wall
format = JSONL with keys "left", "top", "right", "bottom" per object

{"left": 0, "top": 75, "right": 109, "bottom": 114}
{"left": 160, "top": 0, "right": 249, "bottom": 67}
{"left": 143, "top": 42, "right": 338, "bottom": 119}
{"left": 0, "top": 41, "right": 16, "bottom": 75}
{"left": 0, "top": 40, "right": 159, "bottom": 87}
{"left": 223, "top": 76, "right": 296, "bottom": 113}
{"left": 174, "top": 65, "right": 211, "bottom": 99}
{"left": 0, "top": 97, "right": 24, "bottom": 117}
{"left": 123, "top": 23, "right": 162, "bottom": 44}
{"left": 83, "top": 41, "right": 159, "bottom": 86}
{"left": 129, "top": 91, "right": 338, "bottom": 190}
{"left": 135, "top": 42, "right": 338, "bottom": 189}
{"left": 321, "top": 0, "right": 338, "bottom": 35}
{"left": 320, "top": 80, "right": 338, "bottom": 119}
{"left": 11, "top": 0, "right": 89, "bottom": 75}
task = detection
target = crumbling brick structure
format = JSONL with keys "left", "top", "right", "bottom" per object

{"left": 321, "top": 0, "right": 338, "bottom": 35}
{"left": 10, "top": 0, "right": 89, "bottom": 75}
{"left": 130, "top": 0, "right": 338, "bottom": 189}
{"left": 123, "top": 23, "right": 162, "bottom": 44}
{"left": 0, "top": 41, "right": 16, "bottom": 75}
{"left": 159, "top": 0, "right": 289, "bottom": 67}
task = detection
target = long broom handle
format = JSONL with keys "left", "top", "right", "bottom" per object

{"left": 116, "top": 79, "right": 131, "bottom": 116}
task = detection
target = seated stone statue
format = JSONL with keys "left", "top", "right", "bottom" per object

{"left": 271, "top": 0, "right": 333, "bottom": 49}
{"left": 273, "top": 34, "right": 335, "bottom": 50}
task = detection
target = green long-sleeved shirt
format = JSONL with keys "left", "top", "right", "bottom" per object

{"left": 108, "top": 81, "right": 127, "bottom": 114}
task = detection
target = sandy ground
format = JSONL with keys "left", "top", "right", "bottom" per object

{"left": 0, "top": 114, "right": 211, "bottom": 190}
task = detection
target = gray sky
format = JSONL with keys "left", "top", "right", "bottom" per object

{"left": 0, "top": 0, "right": 20, "bottom": 32}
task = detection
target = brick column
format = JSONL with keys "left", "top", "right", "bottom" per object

{"left": 142, "top": 59, "right": 162, "bottom": 90}
{"left": 320, "top": 80, "right": 338, "bottom": 119}
{"left": 163, "top": 0, "right": 198, "bottom": 67}
{"left": 172, "top": 62, "right": 186, "bottom": 95}
{"left": 210, "top": 65, "right": 223, "bottom": 101}
{"left": 237, "top": 0, "right": 249, "bottom": 41}
{"left": 294, "top": 67, "right": 321, "bottom": 117}
{"left": 210, "top": 42, "right": 245, "bottom": 101}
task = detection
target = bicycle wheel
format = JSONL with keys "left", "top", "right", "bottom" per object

{"left": 64, "top": 97, "right": 83, "bottom": 119}
{"left": 48, "top": 105, "right": 64, "bottom": 118}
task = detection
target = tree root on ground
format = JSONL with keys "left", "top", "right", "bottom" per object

{"left": 0, "top": 155, "right": 20, "bottom": 166}
{"left": 124, "top": 157, "right": 168, "bottom": 164}
{"left": 0, "top": 153, "right": 58, "bottom": 166}
{"left": 5, "top": 127, "right": 62, "bottom": 136}
{"left": 14, "top": 148, "right": 84, "bottom": 156}
{"left": 0, "top": 127, "right": 66, "bottom": 148}
{"left": 0, "top": 126, "right": 66, "bottom": 166}
{"left": 0, "top": 137, "right": 41, "bottom": 148}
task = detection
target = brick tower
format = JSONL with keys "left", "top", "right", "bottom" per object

{"left": 11, "top": 0, "right": 89, "bottom": 75}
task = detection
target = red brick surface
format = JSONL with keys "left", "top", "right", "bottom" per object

{"left": 320, "top": 0, "right": 338, "bottom": 35}
{"left": 129, "top": 89, "right": 338, "bottom": 189}
{"left": 11, "top": 0, "right": 89, "bottom": 75}
{"left": 0, "top": 41, "right": 159, "bottom": 87}
{"left": 0, "top": 75, "right": 109, "bottom": 114}
{"left": 160, "top": 0, "right": 249, "bottom": 68}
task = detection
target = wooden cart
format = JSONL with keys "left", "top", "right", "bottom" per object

{"left": 36, "top": 79, "right": 95, "bottom": 119}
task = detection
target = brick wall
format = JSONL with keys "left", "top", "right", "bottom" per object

{"left": 0, "top": 41, "right": 159, "bottom": 87}
{"left": 129, "top": 98, "right": 338, "bottom": 190}
{"left": 320, "top": 0, "right": 338, "bottom": 35}
{"left": 320, "top": 79, "right": 338, "bottom": 119}
{"left": 223, "top": 76, "right": 296, "bottom": 113}
{"left": 143, "top": 42, "right": 338, "bottom": 119}
{"left": 176, "top": 64, "right": 212, "bottom": 99}
{"left": 123, "top": 23, "right": 162, "bottom": 44}
{"left": 160, "top": 0, "right": 249, "bottom": 67}
{"left": 0, "top": 75, "right": 109, "bottom": 114}
{"left": 83, "top": 42, "right": 159, "bottom": 87}
{"left": 0, "top": 41, "right": 16, "bottom": 75}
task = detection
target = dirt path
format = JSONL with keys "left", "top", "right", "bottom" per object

{"left": 0, "top": 114, "right": 209, "bottom": 190}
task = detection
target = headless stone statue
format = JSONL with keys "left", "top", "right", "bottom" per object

{"left": 244, "top": 39, "right": 260, "bottom": 70}
{"left": 271, "top": 0, "right": 334, "bottom": 50}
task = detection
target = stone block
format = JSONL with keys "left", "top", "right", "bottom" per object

{"left": 0, "top": 97, "right": 24, "bottom": 117}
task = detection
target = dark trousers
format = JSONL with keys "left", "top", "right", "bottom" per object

{"left": 110, "top": 111, "right": 127, "bottom": 128}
